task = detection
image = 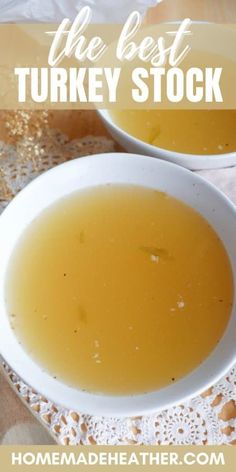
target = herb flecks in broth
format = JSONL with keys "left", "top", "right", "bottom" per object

{"left": 140, "top": 246, "right": 171, "bottom": 261}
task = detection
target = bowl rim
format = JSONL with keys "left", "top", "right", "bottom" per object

{"left": 98, "top": 109, "right": 236, "bottom": 165}
{"left": 0, "top": 152, "right": 235, "bottom": 417}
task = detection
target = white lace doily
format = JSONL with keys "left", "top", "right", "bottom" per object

{"left": 2, "top": 364, "right": 236, "bottom": 445}
{"left": 0, "top": 117, "right": 235, "bottom": 445}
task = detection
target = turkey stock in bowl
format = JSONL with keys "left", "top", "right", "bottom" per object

{"left": 98, "top": 110, "right": 236, "bottom": 171}
{"left": 0, "top": 153, "right": 235, "bottom": 416}
{"left": 98, "top": 23, "right": 236, "bottom": 170}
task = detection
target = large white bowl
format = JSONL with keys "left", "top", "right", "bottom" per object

{"left": 98, "top": 110, "right": 236, "bottom": 171}
{"left": 0, "top": 153, "right": 235, "bottom": 416}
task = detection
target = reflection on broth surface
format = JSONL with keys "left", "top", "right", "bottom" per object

{"left": 6, "top": 185, "right": 233, "bottom": 395}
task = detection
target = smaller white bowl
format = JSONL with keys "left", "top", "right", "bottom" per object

{"left": 98, "top": 110, "right": 236, "bottom": 171}
{"left": 0, "top": 153, "right": 235, "bottom": 417}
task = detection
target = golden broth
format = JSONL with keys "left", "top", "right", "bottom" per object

{"left": 110, "top": 109, "right": 236, "bottom": 155}
{"left": 111, "top": 50, "right": 236, "bottom": 155}
{"left": 6, "top": 185, "right": 233, "bottom": 395}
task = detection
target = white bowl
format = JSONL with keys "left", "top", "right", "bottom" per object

{"left": 98, "top": 110, "right": 236, "bottom": 171}
{"left": 0, "top": 153, "right": 235, "bottom": 417}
